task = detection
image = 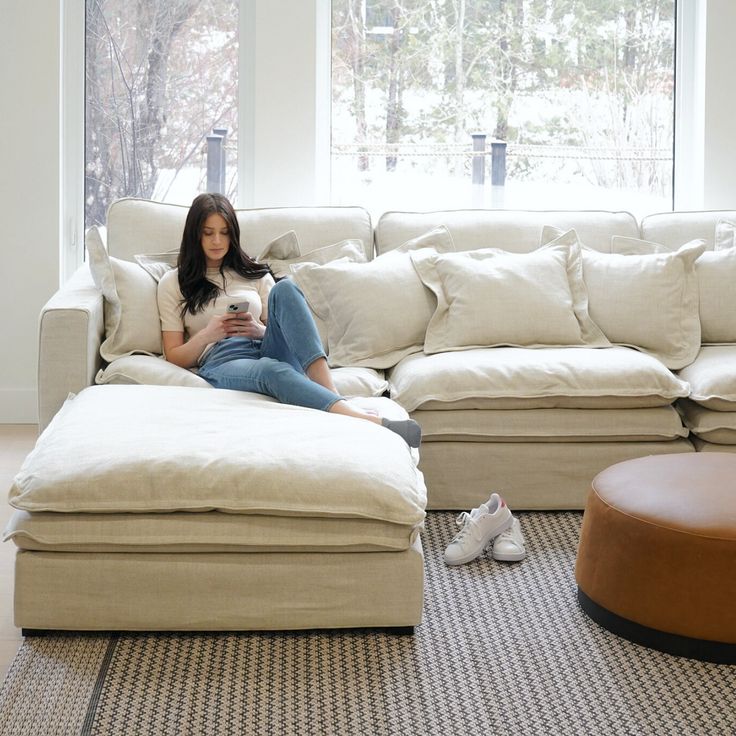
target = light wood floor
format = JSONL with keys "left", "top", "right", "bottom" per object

{"left": 0, "top": 425, "right": 38, "bottom": 679}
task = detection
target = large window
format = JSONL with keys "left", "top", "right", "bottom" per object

{"left": 84, "top": 0, "right": 238, "bottom": 229}
{"left": 331, "top": 0, "right": 676, "bottom": 219}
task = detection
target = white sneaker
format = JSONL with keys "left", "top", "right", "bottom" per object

{"left": 444, "top": 493, "right": 513, "bottom": 566}
{"left": 492, "top": 516, "right": 526, "bottom": 562}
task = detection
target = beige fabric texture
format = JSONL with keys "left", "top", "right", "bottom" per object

{"left": 609, "top": 235, "right": 672, "bottom": 254}
{"left": 691, "top": 437, "right": 736, "bottom": 453}
{"left": 694, "top": 248, "right": 736, "bottom": 343}
{"left": 291, "top": 226, "right": 455, "bottom": 368}
{"left": 677, "top": 346, "right": 736, "bottom": 410}
{"left": 106, "top": 198, "right": 374, "bottom": 262}
{"left": 375, "top": 209, "right": 638, "bottom": 255}
{"left": 4, "top": 509, "right": 417, "bottom": 553}
{"left": 677, "top": 399, "right": 736, "bottom": 444}
{"left": 387, "top": 347, "right": 690, "bottom": 413}
{"left": 38, "top": 266, "right": 104, "bottom": 432}
{"left": 13, "top": 537, "right": 424, "bottom": 631}
{"left": 715, "top": 219, "right": 736, "bottom": 250}
{"left": 257, "top": 230, "right": 301, "bottom": 260}
{"left": 612, "top": 230, "right": 736, "bottom": 344}
{"left": 10, "top": 385, "right": 426, "bottom": 523}
{"left": 330, "top": 367, "right": 389, "bottom": 397}
{"left": 412, "top": 236, "right": 608, "bottom": 353}
{"left": 95, "top": 355, "right": 212, "bottom": 388}
{"left": 581, "top": 239, "right": 706, "bottom": 369}
{"left": 418, "top": 439, "right": 694, "bottom": 510}
{"left": 639, "top": 210, "right": 736, "bottom": 251}
{"left": 543, "top": 227, "right": 706, "bottom": 369}
{"left": 415, "top": 406, "right": 687, "bottom": 443}
{"left": 95, "top": 356, "right": 387, "bottom": 398}
{"left": 86, "top": 226, "right": 163, "bottom": 360}
{"left": 265, "top": 239, "right": 367, "bottom": 279}
{"left": 133, "top": 249, "right": 179, "bottom": 281}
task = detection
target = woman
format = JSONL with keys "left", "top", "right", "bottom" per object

{"left": 157, "top": 193, "right": 421, "bottom": 447}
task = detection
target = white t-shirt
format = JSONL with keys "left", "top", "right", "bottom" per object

{"left": 157, "top": 267, "right": 276, "bottom": 363}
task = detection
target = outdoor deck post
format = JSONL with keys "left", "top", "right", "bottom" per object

{"left": 491, "top": 141, "right": 507, "bottom": 186}
{"left": 471, "top": 133, "right": 486, "bottom": 185}
{"left": 212, "top": 127, "right": 228, "bottom": 192}
{"left": 207, "top": 132, "right": 224, "bottom": 193}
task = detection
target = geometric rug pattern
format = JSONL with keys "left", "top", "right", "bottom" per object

{"left": 0, "top": 512, "right": 734, "bottom": 735}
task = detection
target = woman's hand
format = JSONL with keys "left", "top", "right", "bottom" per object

{"left": 197, "top": 313, "right": 235, "bottom": 344}
{"left": 223, "top": 312, "right": 266, "bottom": 340}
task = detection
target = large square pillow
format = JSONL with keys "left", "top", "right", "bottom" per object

{"left": 410, "top": 237, "right": 609, "bottom": 353}
{"left": 290, "top": 226, "right": 455, "bottom": 368}
{"left": 611, "top": 233, "right": 736, "bottom": 345}
{"left": 87, "top": 226, "right": 163, "bottom": 360}
{"left": 542, "top": 228, "right": 706, "bottom": 369}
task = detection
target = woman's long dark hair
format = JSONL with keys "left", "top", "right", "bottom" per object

{"left": 178, "top": 193, "right": 273, "bottom": 316}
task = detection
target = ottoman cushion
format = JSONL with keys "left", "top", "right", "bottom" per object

{"left": 9, "top": 385, "right": 426, "bottom": 529}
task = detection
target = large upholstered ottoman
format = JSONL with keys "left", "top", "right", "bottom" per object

{"left": 576, "top": 453, "right": 736, "bottom": 663}
{"left": 5, "top": 385, "right": 426, "bottom": 632}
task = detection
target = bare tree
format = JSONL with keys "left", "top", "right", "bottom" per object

{"left": 85, "top": 0, "right": 238, "bottom": 227}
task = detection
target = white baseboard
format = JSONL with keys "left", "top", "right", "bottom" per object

{"left": 0, "top": 389, "right": 38, "bottom": 424}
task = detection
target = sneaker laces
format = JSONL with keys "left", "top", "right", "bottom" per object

{"left": 451, "top": 508, "right": 483, "bottom": 544}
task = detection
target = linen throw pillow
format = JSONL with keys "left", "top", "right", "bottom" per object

{"left": 265, "top": 238, "right": 368, "bottom": 279}
{"left": 87, "top": 226, "right": 163, "bottom": 360}
{"left": 411, "top": 236, "right": 609, "bottom": 353}
{"left": 608, "top": 231, "right": 736, "bottom": 344}
{"left": 697, "top": 224, "right": 736, "bottom": 343}
{"left": 258, "top": 230, "right": 301, "bottom": 260}
{"left": 542, "top": 229, "right": 706, "bottom": 369}
{"left": 290, "top": 226, "right": 455, "bottom": 368}
{"left": 715, "top": 220, "right": 736, "bottom": 251}
{"left": 134, "top": 249, "right": 179, "bottom": 282}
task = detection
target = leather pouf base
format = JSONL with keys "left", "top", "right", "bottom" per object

{"left": 577, "top": 588, "right": 736, "bottom": 664}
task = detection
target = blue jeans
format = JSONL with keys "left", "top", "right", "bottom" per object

{"left": 198, "top": 279, "right": 343, "bottom": 412}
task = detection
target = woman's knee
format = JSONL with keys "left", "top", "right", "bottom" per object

{"left": 255, "top": 357, "right": 296, "bottom": 384}
{"left": 268, "top": 278, "right": 303, "bottom": 308}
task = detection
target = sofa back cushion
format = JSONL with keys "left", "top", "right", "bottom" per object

{"left": 639, "top": 210, "right": 736, "bottom": 251}
{"left": 105, "top": 198, "right": 373, "bottom": 261}
{"left": 375, "top": 209, "right": 638, "bottom": 256}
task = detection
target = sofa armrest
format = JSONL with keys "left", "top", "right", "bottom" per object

{"left": 38, "top": 264, "right": 103, "bottom": 432}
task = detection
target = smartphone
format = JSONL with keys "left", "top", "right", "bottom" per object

{"left": 227, "top": 301, "right": 249, "bottom": 314}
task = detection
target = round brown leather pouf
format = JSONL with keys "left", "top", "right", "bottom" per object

{"left": 575, "top": 452, "right": 736, "bottom": 663}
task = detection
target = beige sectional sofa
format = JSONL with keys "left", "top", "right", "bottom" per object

{"left": 6, "top": 199, "right": 736, "bottom": 632}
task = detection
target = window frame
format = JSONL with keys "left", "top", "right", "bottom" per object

{"left": 61, "top": 0, "right": 702, "bottom": 282}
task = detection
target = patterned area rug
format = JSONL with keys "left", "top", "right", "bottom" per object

{"left": 0, "top": 512, "right": 734, "bottom": 735}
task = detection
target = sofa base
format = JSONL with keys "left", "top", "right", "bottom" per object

{"left": 14, "top": 537, "right": 424, "bottom": 632}
{"left": 21, "top": 626, "right": 416, "bottom": 637}
{"left": 418, "top": 438, "right": 695, "bottom": 510}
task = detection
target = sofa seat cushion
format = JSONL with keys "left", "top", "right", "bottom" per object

{"left": 414, "top": 406, "right": 687, "bottom": 443}
{"left": 677, "top": 399, "right": 736, "bottom": 445}
{"left": 95, "top": 356, "right": 388, "bottom": 398}
{"left": 10, "top": 386, "right": 426, "bottom": 527}
{"left": 388, "top": 347, "right": 689, "bottom": 412}
{"left": 677, "top": 346, "right": 736, "bottom": 411}
{"left": 3, "top": 509, "right": 417, "bottom": 553}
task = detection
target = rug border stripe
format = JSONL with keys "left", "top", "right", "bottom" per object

{"left": 80, "top": 634, "right": 119, "bottom": 736}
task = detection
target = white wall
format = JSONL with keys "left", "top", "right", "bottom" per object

{"left": 0, "top": 1, "right": 61, "bottom": 423}
{"left": 240, "top": 0, "right": 330, "bottom": 207}
{"left": 0, "top": 0, "right": 735, "bottom": 423}
{"left": 702, "top": 0, "right": 736, "bottom": 208}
